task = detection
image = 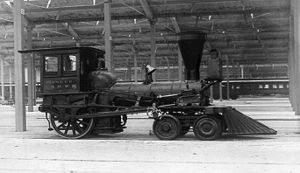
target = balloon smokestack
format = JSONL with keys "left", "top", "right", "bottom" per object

{"left": 178, "top": 31, "right": 206, "bottom": 81}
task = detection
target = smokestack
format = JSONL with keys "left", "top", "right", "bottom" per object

{"left": 178, "top": 31, "right": 206, "bottom": 81}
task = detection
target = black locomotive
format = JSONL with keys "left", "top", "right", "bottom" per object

{"left": 20, "top": 31, "right": 276, "bottom": 140}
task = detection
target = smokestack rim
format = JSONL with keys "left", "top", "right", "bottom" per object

{"left": 177, "top": 31, "right": 207, "bottom": 41}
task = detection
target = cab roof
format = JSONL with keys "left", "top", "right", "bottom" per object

{"left": 19, "top": 47, "right": 105, "bottom": 54}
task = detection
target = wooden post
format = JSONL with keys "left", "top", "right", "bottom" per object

{"left": 0, "top": 57, "right": 4, "bottom": 101}
{"left": 26, "top": 25, "right": 35, "bottom": 112}
{"left": 210, "top": 86, "right": 213, "bottom": 101}
{"left": 225, "top": 55, "right": 230, "bottom": 100}
{"left": 13, "top": 0, "right": 26, "bottom": 131}
{"left": 104, "top": 0, "right": 112, "bottom": 72}
{"left": 9, "top": 64, "right": 12, "bottom": 101}
{"left": 126, "top": 58, "right": 132, "bottom": 81}
{"left": 289, "top": 1, "right": 294, "bottom": 109}
{"left": 290, "top": 0, "right": 296, "bottom": 111}
{"left": 178, "top": 48, "right": 183, "bottom": 81}
{"left": 240, "top": 65, "right": 244, "bottom": 79}
{"left": 165, "top": 57, "right": 170, "bottom": 81}
{"left": 133, "top": 50, "right": 138, "bottom": 83}
{"left": 219, "top": 82, "right": 223, "bottom": 101}
{"left": 150, "top": 22, "right": 156, "bottom": 82}
{"left": 294, "top": 0, "right": 298, "bottom": 112}
{"left": 294, "top": 0, "right": 300, "bottom": 115}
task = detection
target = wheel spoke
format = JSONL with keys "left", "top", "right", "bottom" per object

{"left": 64, "top": 122, "right": 70, "bottom": 135}
{"left": 73, "top": 122, "right": 84, "bottom": 133}
{"left": 57, "top": 121, "right": 68, "bottom": 130}
{"left": 77, "top": 119, "right": 89, "bottom": 127}
{"left": 72, "top": 125, "right": 76, "bottom": 135}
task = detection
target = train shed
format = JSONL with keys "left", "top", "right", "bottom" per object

{"left": 0, "top": 0, "right": 299, "bottom": 172}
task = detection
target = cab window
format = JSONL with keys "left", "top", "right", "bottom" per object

{"left": 63, "top": 54, "right": 77, "bottom": 72}
{"left": 45, "top": 56, "right": 58, "bottom": 72}
{"left": 98, "top": 59, "right": 105, "bottom": 69}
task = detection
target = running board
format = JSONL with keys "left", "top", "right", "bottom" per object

{"left": 223, "top": 108, "right": 277, "bottom": 135}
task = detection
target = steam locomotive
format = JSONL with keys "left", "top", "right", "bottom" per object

{"left": 19, "top": 31, "right": 276, "bottom": 140}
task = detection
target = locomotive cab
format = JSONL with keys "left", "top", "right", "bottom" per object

{"left": 31, "top": 47, "right": 106, "bottom": 94}
{"left": 20, "top": 47, "right": 124, "bottom": 138}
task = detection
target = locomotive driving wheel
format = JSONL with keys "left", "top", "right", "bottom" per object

{"left": 153, "top": 115, "right": 181, "bottom": 140}
{"left": 193, "top": 116, "right": 222, "bottom": 140}
{"left": 50, "top": 109, "right": 94, "bottom": 139}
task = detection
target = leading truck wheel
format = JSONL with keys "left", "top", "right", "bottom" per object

{"left": 50, "top": 113, "right": 94, "bottom": 139}
{"left": 193, "top": 116, "right": 222, "bottom": 140}
{"left": 153, "top": 115, "right": 180, "bottom": 140}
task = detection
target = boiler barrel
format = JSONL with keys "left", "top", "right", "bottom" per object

{"left": 111, "top": 82, "right": 202, "bottom": 96}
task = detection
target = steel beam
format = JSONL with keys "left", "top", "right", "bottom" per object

{"left": 13, "top": 0, "right": 26, "bottom": 131}
{"left": 24, "top": 6, "right": 289, "bottom": 24}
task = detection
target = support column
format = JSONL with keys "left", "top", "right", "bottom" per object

{"left": 295, "top": 0, "right": 300, "bottom": 115}
{"left": 126, "top": 58, "right": 132, "bottom": 81}
{"left": 0, "top": 57, "right": 4, "bottom": 101}
{"left": 165, "top": 57, "right": 170, "bottom": 81}
{"left": 150, "top": 22, "right": 156, "bottom": 82}
{"left": 27, "top": 25, "right": 35, "bottom": 112}
{"left": 289, "top": 0, "right": 295, "bottom": 109}
{"left": 210, "top": 86, "right": 213, "bottom": 101}
{"left": 219, "top": 82, "right": 223, "bottom": 101}
{"left": 225, "top": 55, "right": 230, "bottom": 100}
{"left": 240, "top": 65, "right": 244, "bottom": 79}
{"left": 104, "top": 0, "right": 112, "bottom": 72}
{"left": 13, "top": 0, "right": 26, "bottom": 131}
{"left": 133, "top": 50, "right": 138, "bottom": 83}
{"left": 9, "top": 64, "right": 12, "bottom": 101}
{"left": 293, "top": 0, "right": 298, "bottom": 113}
{"left": 178, "top": 48, "right": 183, "bottom": 81}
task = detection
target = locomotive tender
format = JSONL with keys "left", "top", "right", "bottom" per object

{"left": 20, "top": 31, "right": 276, "bottom": 140}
